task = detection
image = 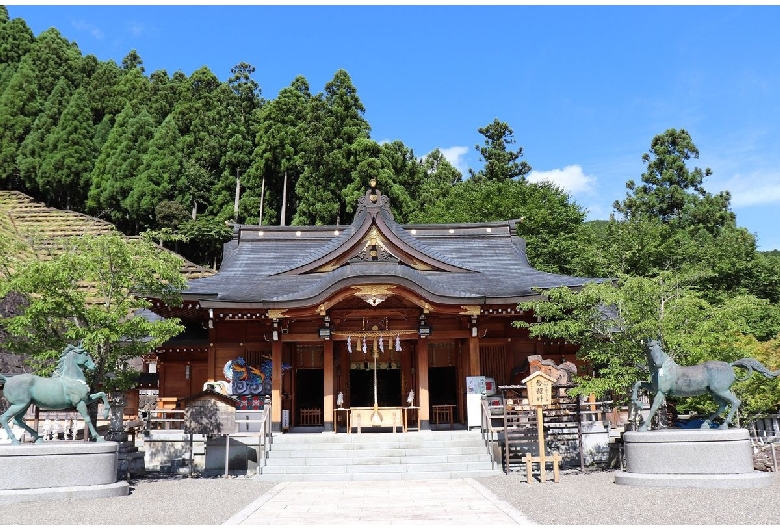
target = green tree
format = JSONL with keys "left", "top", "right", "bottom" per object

{"left": 121, "top": 49, "right": 145, "bottom": 73}
{"left": 0, "top": 28, "right": 83, "bottom": 187}
{"left": 16, "top": 78, "right": 74, "bottom": 196}
{"left": 414, "top": 179, "right": 585, "bottom": 273}
{"left": 37, "top": 86, "right": 96, "bottom": 210}
{"left": 0, "top": 232, "right": 186, "bottom": 392}
{"left": 223, "top": 62, "right": 263, "bottom": 222}
{"left": 414, "top": 148, "right": 463, "bottom": 212}
{"left": 614, "top": 128, "right": 734, "bottom": 235}
{"left": 126, "top": 113, "right": 184, "bottom": 230}
{"left": 87, "top": 104, "right": 156, "bottom": 232}
{"left": 248, "top": 75, "right": 311, "bottom": 225}
{"left": 0, "top": 10, "right": 34, "bottom": 93}
{"left": 517, "top": 275, "right": 780, "bottom": 416}
{"left": 177, "top": 216, "right": 233, "bottom": 269}
{"left": 173, "top": 67, "right": 233, "bottom": 219}
{"left": 294, "top": 69, "right": 371, "bottom": 225}
{"left": 469, "top": 118, "right": 531, "bottom": 182}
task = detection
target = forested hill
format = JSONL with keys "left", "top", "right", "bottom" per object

{"left": 1, "top": 9, "right": 778, "bottom": 295}
{"left": 0, "top": 8, "right": 470, "bottom": 266}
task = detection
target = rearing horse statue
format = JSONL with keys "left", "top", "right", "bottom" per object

{"left": 0, "top": 344, "right": 111, "bottom": 444}
{"left": 631, "top": 339, "right": 780, "bottom": 430}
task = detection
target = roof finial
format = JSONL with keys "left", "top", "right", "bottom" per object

{"left": 369, "top": 178, "right": 378, "bottom": 203}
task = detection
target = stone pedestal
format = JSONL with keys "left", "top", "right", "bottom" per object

{"left": 0, "top": 442, "right": 129, "bottom": 505}
{"left": 615, "top": 428, "right": 773, "bottom": 488}
{"left": 115, "top": 440, "right": 145, "bottom": 479}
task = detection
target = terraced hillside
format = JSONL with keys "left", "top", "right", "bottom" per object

{"left": 0, "top": 191, "right": 215, "bottom": 280}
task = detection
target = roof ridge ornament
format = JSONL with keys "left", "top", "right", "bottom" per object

{"left": 355, "top": 177, "right": 393, "bottom": 220}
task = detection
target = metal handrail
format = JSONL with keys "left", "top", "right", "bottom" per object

{"left": 480, "top": 397, "right": 502, "bottom": 470}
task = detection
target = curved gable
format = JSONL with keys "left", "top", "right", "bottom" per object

{"left": 279, "top": 189, "right": 472, "bottom": 275}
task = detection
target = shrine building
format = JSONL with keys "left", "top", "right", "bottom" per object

{"left": 149, "top": 181, "right": 602, "bottom": 432}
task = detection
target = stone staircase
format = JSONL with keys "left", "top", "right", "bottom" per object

{"left": 256, "top": 429, "right": 502, "bottom": 481}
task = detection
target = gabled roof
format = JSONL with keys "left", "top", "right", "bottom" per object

{"left": 182, "top": 187, "right": 603, "bottom": 308}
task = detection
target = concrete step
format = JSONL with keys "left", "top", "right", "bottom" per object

{"left": 258, "top": 429, "right": 502, "bottom": 481}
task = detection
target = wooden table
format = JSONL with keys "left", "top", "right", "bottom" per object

{"left": 349, "top": 407, "right": 403, "bottom": 433}
{"left": 403, "top": 406, "right": 420, "bottom": 432}
{"left": 432, "top": 404, "right": 454, "bottom": 429}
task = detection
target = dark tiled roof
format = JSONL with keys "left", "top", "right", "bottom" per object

{"left": 183, "top": 191, "right": 603, "bottom": 307}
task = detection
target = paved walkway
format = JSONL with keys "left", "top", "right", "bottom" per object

{"left": 223, "top": 478, "right": 535, "bottom": 525}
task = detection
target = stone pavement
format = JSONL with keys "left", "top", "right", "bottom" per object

{"left": 223, "top": 478, "right": 535, "bottom": 525}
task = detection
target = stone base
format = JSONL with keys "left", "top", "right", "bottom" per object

{"left": 616, "top": 428, "right": 771, "bottom": 489}
{"left": 0, "top": 441, "right": 129, "bottom": 505}
{"left": 0, "top": 482, "right": 129, "bottom": 506}
{"left": 614, "top": 470, "right": 773, "bottom": 489}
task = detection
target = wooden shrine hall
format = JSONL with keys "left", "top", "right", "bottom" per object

{"left": 148, "top": 180, "right": 601, "bottom": 432}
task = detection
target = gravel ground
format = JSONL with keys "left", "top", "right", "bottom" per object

{"left": 0, "top": 473, "right": 277, "bottom": 526}
{"left": 1, "top": 470, "right": 779, "bottom": 526}
{"left": 476, "top": 469, "right": 780, "bottom": 526}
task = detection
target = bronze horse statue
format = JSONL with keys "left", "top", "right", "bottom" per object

{"left": 631, "top": 339, "right": 780, "bottom": 430}
{"left": 0, "top": 344, "right": 111, "bottom": 443}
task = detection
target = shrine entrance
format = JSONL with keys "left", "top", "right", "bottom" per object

{"left": 349, "top": 368, "right": 402, "bottom": 407}
{"left": 429, "top": 366, "right": 457, "bottom": 406}
{"left": 295, "top": 368, "right": 324, "bottom": 426}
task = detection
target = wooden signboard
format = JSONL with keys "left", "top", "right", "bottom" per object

{"left": 520, "top": 371, "right": 560, "bottom": 483}
{"left": 524, "top": 371, "right": 555, "bottom": 407}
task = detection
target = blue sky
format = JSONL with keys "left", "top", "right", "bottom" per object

{"left": 8, "top": 4, "right": 780, "bottom": 251}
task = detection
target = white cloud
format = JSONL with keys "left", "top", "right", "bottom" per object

{"left": 438, "top": 146, "right": 469, "bottom": 175}
{"left": 715, "top": 171, "right": 780, "bottom": 208}
{"left": 71, "top": 19, "right": 104, "bottom": 40}
{"left": 527, "top": 165, "right": 597, "bottom": 196}
{"left": 126, "top": 21, "right": 147, "bottom": 38}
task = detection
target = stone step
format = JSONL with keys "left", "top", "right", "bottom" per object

{"left": 264, "top": 453, "right": 493, "bottom": 466}
{"left": 258, "top": 429, "right": 502, "bottom": 481}
{"left": 267, "top": 446, "right": 488, "bottom": 458}
{"left": 254, "top": 469, "right": 501, "bottom": 482}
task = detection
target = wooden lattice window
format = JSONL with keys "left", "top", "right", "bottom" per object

{"left": 480, "top": 344, "right": 506, "bottom": 384}
{"left": 243, "top": 349, "right": 269, "bottom": 368}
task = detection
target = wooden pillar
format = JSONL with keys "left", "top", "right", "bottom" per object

{"left": 416, "top": 338, "right": 430, "bottom": 429}
{"left": 271, "top": 340, "right": 283, "bottom": 431}
{"left": 467, "top": 335, "right": 480, "bottom": 377}
{"left": 158, "top": 358, "right": 166, "bottom": 397}
{"left": 206, "top": 343, "right": 216, "bottom": 382}
{"left": 323, "top": 339, "right": 334, "bottom": 432}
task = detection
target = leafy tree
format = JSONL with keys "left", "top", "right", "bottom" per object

{"left": 248, "top": 75, "right": 311, "bottom": 225}
{"left": 468, "top": 118, "right": 531, "bottom": 182}
{"left": 517, "top": 275, "right": 780, "bottom": 417}
{"left": 121, "top": 49, "right": 144, "bottom": 73}
{"left": 112, "top": 66, "right": 151, "bottom": 115}
{"left": 87, "top": 104, "right": 156, "bottom": 231}
{"left": 414, "top": 179, "right": 585, "bottom": 273}
{"left": 414, "top": 148, "right": 463, "bottom": 211}
{"left": 16, "top": 78, "right": 74, "bottom": 196}
{"left": 374, "top": 140, "right": 426, "bottom": 223}
{"left": 173, "top": 67, "right": 234, "bottom": 219}
{"left": 83, "top": 57, "right": 123, "bottom": 126}
{"left": 127, "top": 114, "right": 185, "bottom": 230}
{"left": 0, "top": 56, "right": 41, "bottom": 187}
{"left": 0, "top": 232, "right": 186, "bottom": 392}
{"left": 155, "top": 200, "right": 190, "bottom": 230}
{"left": 0, "top": 11, "right": 35, "bottom": 93}
{"left": 177, "top": 216, "right": 233, "bottom": 269}
{"left": 223, "top": 62, "right": 263, "bottom": 222}
{"left": 37, "top": 86, "right": 96, "bottom": 210}
{"left": 0, "top": 28, "right": 83, "bottom": 187}
{"left": 294, "top": 69, "right": 371, "bottom": 225}
{"left": 614, "top": 128, "right": 734, "bottom": 235}
{"left": 147, "top": 69, "right": 185, "bottom": 125}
